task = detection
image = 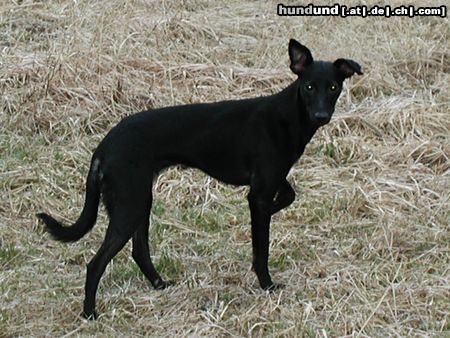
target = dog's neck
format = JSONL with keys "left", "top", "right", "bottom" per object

{"left": 271, "top": 79, "right": 322, "bottom": 161}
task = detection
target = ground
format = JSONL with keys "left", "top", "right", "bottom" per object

{"left": 0, "top": 0, "right": 449, "bottom": 337}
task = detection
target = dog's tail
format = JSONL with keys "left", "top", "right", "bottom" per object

{"left": 37, "top": 157, "right": 102, "bottom": 243}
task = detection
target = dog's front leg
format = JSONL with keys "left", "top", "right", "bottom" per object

{"left": 247, "top": 175, "right": 281, "bottom": 291}
{"left": 271, "top": 179, "right": 295, "bottom": 215}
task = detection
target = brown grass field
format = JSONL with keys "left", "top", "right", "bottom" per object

{"left": 1, "top": 0, "right": 449, "bottom": 337}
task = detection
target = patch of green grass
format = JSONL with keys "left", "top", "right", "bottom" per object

{"left": 218, "top": 290, "right": 234, "bottom": 304}
{"left": 152, "top": 200, "right": 165, "bottom": 217}
{"left": 269, "top": 252, "right": 290, "bottom": 271}
{"left": 191, "top": 240, "right": 216, "bottom": 256}
{"left": 1, "top": 143, "right": 29, "bottom": 162}
{"left": 317, "top": 141, "right": 359, "bottom": 165}
{"left": 0, "top": 308, "right": 12, "bottom": 332}
{"left": 302, "top": 199, "right": 335, "bottom": 224}
{"left": 182, "top": 210, "right": 221, "bottom": 233}
{"left": 0, "top": 243, "right": 21, "bottom": 269}
{"left": 196, "top": 214, "right": 220, "bottom": 233}
{"left": 150, "top": 221, "right": 171, "bottom": 245}
{"left": 54, "top": 151, "right": 64, "bottom": 162}
{"left": 270, "top": 245, "right": 304, "bottom": 271}
{"left": 323, "top": 142, "right": 337, "bottom": 160}
{"left": 156, "top": 251, "right": 184, "bottom": 280}
{"left": 108, "top": 261, "right": 143, "bottom": 283}
{"left": 350, "top": 85, "right": 373, "bottom": 101}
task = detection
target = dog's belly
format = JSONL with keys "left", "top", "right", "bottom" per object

{"left": 177, "top": 156, "right": 251, "bottom": 186}
{"left": 153, "top": 153, "right": 251, "bottom": 186}
{"left": 201, "top": 166, "right": 251, "bottom": 186}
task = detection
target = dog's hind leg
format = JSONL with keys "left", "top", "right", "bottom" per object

{"left": 83, "top": 215, "right": 135, "bottom": 319}
{"left": 132, "top": 210, "right": 174, "bottom": 289}
{"left": 82, "top": 175, "right": 152, "bottom": 319}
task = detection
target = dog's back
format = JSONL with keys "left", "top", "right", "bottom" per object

{"left": 95, "top": 96, "right": 278, "bottom": 184}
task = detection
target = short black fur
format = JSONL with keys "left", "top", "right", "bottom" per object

{"left": 37, "top": 39, "right": 362, "bottom": 319}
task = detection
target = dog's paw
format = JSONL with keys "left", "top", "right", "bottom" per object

{"left": 264, "top": 283, "right": 285, "bottom": 292}
{"left": 82, "top": 309, "right": 98, "bottom": 320}
{"left": 154, "top": 278, "right": 175, "bottom": 290}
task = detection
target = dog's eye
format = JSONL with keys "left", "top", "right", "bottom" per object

{"left": 330, "top": 84, "right": 337, "bottom": 91}
{"left": 305, "top": 84, "right": 314, "bottom": 92}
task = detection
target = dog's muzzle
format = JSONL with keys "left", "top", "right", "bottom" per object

{"left": 314, "top": 112, "right": 330, "bottom": 124}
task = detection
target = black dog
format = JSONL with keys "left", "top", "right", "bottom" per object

{"left": 38, "top": 39, "right": 362, "bottom": 319}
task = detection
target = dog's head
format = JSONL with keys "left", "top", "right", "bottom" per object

{"left": 288, "top": 39, "right": 363, "bottom": 126}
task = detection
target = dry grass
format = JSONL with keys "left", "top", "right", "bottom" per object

{"left": 1, "top": 0, "right": 449, "bottom": 337}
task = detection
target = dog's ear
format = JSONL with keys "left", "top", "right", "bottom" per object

{"left": 333, "top": 59, "right": 363, "bottom": 78}
{"left": 289, "top": 39, "right": 313, "bottom": 75}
